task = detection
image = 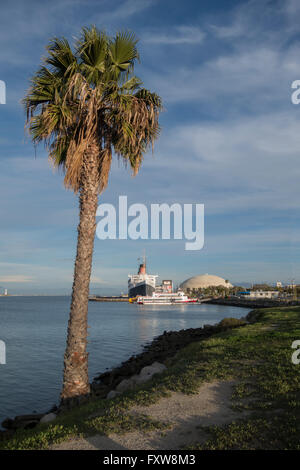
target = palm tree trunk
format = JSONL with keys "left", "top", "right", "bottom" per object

{"left": 61, "top": 139, "right": 100, "bottom": 405}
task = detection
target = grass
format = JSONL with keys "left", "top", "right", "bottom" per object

{"left": 1, "top": 307, "right": 300, "bottom": 450}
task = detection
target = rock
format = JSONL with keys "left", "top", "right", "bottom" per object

{"left": 110, "top": 362, "right": 167, "bottom": 393}
{"left": 139, "top": 362, "right": 167, "bottom": 381}
{"left": 40, "top": 412, "right": 56, "bottom": 424}
{"left": 23, "top": 420, "right": 39, "bottom": 430}
{"left": 129, "top": 374, "right": 139, "bottom": 384}
{"left": 1, "top": 418, "right": 14, "bottom": 430}
{"left": 106, "top": 390, "right": 122, "bottom": 400}
{"left": 14, "top": 413, "right": 44, "bottom": 422}
{"left": 130, "top": 373, "right": 150, "bottom": 385}
{"left": 2, "top": 414, "right": 43, "bottom": 430}
{"left": 133, "top": 374, "right": 150, "bottom": 385}
{"left": 116, "top": 378, "right": 136, "bottom": 392}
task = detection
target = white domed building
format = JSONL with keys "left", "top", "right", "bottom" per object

{"left": 180, "top": 274, "right": 233, "bottom": 291}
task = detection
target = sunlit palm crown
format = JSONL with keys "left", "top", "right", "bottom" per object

{"left": 23, "top": 26, "right": 162, "bottom": 192}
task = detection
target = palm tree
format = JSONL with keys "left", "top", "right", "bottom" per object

{"left": 23, "top": 26, "right": 162, "bottom": 405}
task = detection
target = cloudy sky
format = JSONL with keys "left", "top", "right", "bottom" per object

{"left": 0, "top": 0, "right": 299, "bottom": 294}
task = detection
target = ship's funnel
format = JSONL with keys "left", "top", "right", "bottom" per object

{"left": 138, "top": 263, "right": 146, "bottom": 275}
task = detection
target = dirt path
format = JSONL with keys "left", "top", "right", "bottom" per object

{"left": 52, "top": 380, "right": 248, "bottom": 450}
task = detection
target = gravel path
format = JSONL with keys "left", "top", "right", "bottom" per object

{"left": 52, "top": 380, "right": 247, "bottom": 450}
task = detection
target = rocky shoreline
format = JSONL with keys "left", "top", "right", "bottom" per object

{"left": 0, "top": 316, "right": 247, "bottom": 439}
{"left": 204, "top": 297, "right": 300, "bottom": 309}
{"left": 91, "top": 316, "right": 247, "bottom": 398}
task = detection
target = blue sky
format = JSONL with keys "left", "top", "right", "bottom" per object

{"left": 0, "top": 0, "right": 300, "bottom": 294}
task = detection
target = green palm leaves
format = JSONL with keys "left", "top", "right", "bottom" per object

{"left": 23, "top": 26, "right": 162, "bottom": 192}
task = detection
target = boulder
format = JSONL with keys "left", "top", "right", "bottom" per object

{"left": 106, "top": 390, "right": 122, "bottom": 400}
{"left": 40, "top": 413, "right": 56, "bottom": 424}
{"left": 133, "top": 374, "right": 149, "bottom": 385}
{"left": 2, "top": 413, "right": 43, "bottom": 430}
{"left": 1, "top": 418, "right": 15, "bottom": 430}
{"left": 140, "top": 362, "right": 166, "bottom": 375}
{"left": 129, "top": 374, "right": 139, "bottom": 384}
{"left": 139, "top": 362, "right": 166, "bottom": 380}
{"left": 116, "top": 378, "right": 136, "bottom": 392}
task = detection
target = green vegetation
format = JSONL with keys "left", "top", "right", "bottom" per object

{"left": 187, "top": 285, "right": 246, "bottom": 298}
{"left": 1, "top": 307, "right": 299, "bottom": 450}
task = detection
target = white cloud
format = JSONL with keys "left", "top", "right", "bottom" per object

{"left": 144, "top": 42, "right": 300, "bottom": 108}
{"left": 0, "top": 0, "right": 156, "bottom": 66}
{"left": 0, "top": 275, "right": 33, "bottom": 283}
{"left": 95, "top": 0, "right": 156, "bottom": 23}
{"left": 90, "top": 276, "right": 106, "bottom": 284}
{"left": 285, "top": 0, "right": 300, "bottom": 15}
{"left": 140, "top": 0, "right": 300, "bottom": 110}
{"left": 142, "top": 26, "right": 205, "bottom": 45}
{"left": 205, "top": 228, "right": 299, "bottom": 254}
{"left": 145, "top": 111, "right": 300, "bottom": 213}
{"left": 209, "top": 0, "right": 295, "bottom": 44}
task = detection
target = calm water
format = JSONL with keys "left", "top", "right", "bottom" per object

{"left": 0, "top": 296, "right": 249, "bottom": 424}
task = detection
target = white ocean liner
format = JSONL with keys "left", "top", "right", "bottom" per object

{"left": 128, "top": 258, "right": 157, "bottom": 298}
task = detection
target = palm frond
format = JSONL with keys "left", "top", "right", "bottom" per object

{"left": 46, "top": 37, "right": 78, "bottom": 77}
{"left": 77, "top": 26, "right": 108, "bottom": 84}
{"left": 108, "top": 31, "right": 139, "bottom": 81}
{"left": 23, "top": 26, "right": 162, "bottom": 193}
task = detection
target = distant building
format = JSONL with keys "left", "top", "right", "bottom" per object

{"left": 240, "top": 290, "right": 279, "bottom": 299}
{"left": 180, "top": 274, "right": 233, "bottom": 290}
{"left": 4, "top": 289, "right": 7, "bottom": 296}
{"left": 276, "top": 282, "right": 282, "bottom": 288}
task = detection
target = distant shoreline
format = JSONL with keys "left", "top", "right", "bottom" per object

{"left": 0, "top": 294, "right": 71, "bottom": 297}
{"left": 0, "top": 294, "right": 123, "bottom": 297}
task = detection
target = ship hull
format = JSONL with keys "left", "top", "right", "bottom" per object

{"left": 129, "top": 282, "right": 155, "bottom": 298}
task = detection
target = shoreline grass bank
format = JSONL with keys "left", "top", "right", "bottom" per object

{"left": 205, "top": 297, "right": 300, "bottom": 309}
{"left": 1, "top": 307, "right": 299, "bottom": 450}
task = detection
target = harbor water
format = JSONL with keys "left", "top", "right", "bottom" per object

{"left": 0, "top": 296, "right": 249, "bottom": 425}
